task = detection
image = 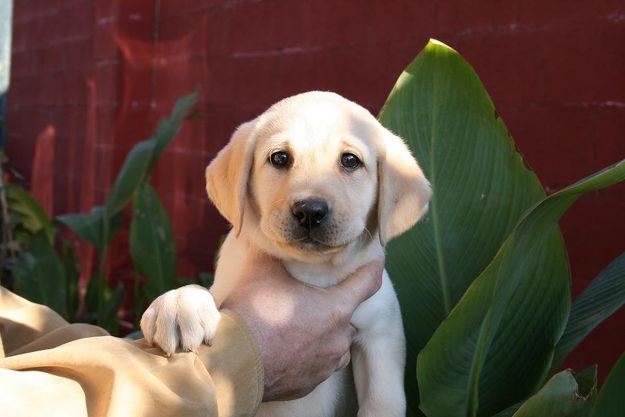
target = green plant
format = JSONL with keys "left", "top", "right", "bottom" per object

{"left": 5, "top": 93, "right": 205, "bottom": 334}
{"left": 380, "top": 39, "right": 625, "bottom": 417}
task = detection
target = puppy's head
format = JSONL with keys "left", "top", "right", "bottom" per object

{"left": 206, "top": 92, "right": 431, "bottom": 261}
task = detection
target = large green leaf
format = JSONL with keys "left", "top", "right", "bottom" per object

{"left": 13, "top": 231, "right": 66, "bottom": 317}
{"left": 379, "top": 39, "right": 551, "bottom": 415}
{"left": 130, "top": 183, "right": 177, "bottom": 300}
{"left": 7, "top": 186, "right": 55, "bottom": 243}
{"left": 552, "top": 253, "right": 625, "bottom": 369}
{"left": 417, "top": 159, "right": 625, "bottom": 417}
{"left": 591, "top": 351, "right": 625, "bottom": 417}
{"left": 508, "top": 367, "right": 595, "bottom": 417}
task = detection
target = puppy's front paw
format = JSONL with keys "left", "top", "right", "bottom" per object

{"left": 140, "top": 285, "right": 221, "bottom": 356}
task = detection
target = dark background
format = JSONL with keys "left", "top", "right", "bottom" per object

{"left": 5, "top": 0, "right": 625, "bottom": 379}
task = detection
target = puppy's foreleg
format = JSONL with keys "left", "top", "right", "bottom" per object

{"left": 351, "top": 276, "right": 406, "bottom": 417}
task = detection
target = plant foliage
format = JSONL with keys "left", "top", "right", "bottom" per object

{"left": 380, "top": 39, "right": 625, "bottom": 417}
{"left": 6, "top": 93, "right": 203, "bottom": 333}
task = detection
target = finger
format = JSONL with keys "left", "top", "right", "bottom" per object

{"left": 336, "top": 351, "right": 351, "bottom": 371}
{"left": 332, "top": 261, "right": 384, "bottom": 312}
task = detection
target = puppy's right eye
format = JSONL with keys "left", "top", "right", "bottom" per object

{"left": 269, "top": 151, "right": 291, "bottom": 169}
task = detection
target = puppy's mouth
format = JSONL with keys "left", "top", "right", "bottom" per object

{"left": 293, "top": 236, "right": 347, "bottom": 253}
{"left": 271, "top": 234, "right": 348, "bottom": 254}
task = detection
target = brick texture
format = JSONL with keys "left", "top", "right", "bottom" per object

{"left": 6, "top": 0, "right": 625, "bottom": 379}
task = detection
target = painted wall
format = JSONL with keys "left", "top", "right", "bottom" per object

{"left": 5, "top": 0, "right": 625, "bottom": 379}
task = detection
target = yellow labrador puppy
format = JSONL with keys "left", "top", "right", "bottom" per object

{"left": 141, "top": 91, "right": 431, "bottom": 417}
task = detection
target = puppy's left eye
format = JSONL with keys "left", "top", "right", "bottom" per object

{"left": 340, "top": 153, "right": 361, "bottom": 170}
{"left": 269, "top": 151, "right": 291, "bottom": 169}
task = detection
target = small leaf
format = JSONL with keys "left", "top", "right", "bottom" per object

{"left": 575, "top": 364, "right": 599, "bottom": 399}
{"left": 509, "top": 368, "right": 595, "bottom": 417}
{"left": 170, "top": 91, "right": 199, "bottom": 123}
{"left": 13, "top": 231, "right": 66, "bottom": 317}
{"left": 591, "top": 351, "right": 625, "bottom": 417}
{"left": 491, "top": 367, "right": 598, "bottom": 417}
{"left": 57, "top": 210, "right": 102, "bottom": 247}
{"left": 7, "top": 186, "right": 55, "bottom": 243}
{"left": 552, "top": 253, "right": 625, "bottom": 370}
{"left": 57, "top": 207, "right": 124, "bottom": 248}
{"left": 106, "top": 139, "right": 156, "bottom": 216}
{"left": 151, "top": 92, "right": 198, "bottom": 166}
{"left": 130, "top": 183, "right": 177, "bottom": 300}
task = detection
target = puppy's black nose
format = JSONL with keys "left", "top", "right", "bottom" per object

{"left": 291, "top": 198, "right": 329, "bottom": 229}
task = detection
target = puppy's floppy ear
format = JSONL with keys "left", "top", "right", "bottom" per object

{"left": 205, "top": 119, "right": 257, "bottom": 236}
{"left": 377, "top": 129, "right": 432, "bottom": 246}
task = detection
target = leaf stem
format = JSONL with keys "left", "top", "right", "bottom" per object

{"left": 96, "top": 207, "right": 111, "bottom": 327}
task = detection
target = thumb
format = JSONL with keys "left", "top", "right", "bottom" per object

{"left": 332, "top": 261, "right": 384, "bottom": 313}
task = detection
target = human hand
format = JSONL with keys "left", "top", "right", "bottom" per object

{"left": 221, "top": 250, "right": 383, "bottom": 401}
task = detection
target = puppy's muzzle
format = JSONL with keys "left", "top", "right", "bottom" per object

{"left": 291, "top": 197, "right": 329, "bottom": 230}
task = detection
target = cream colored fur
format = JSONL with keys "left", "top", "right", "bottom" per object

{"left": 141, "top": 91, "right": 431, "bottom": 417}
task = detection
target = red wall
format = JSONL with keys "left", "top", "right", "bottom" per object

{"left": 6, "top": 1, "right": 625, "bottom": 379}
